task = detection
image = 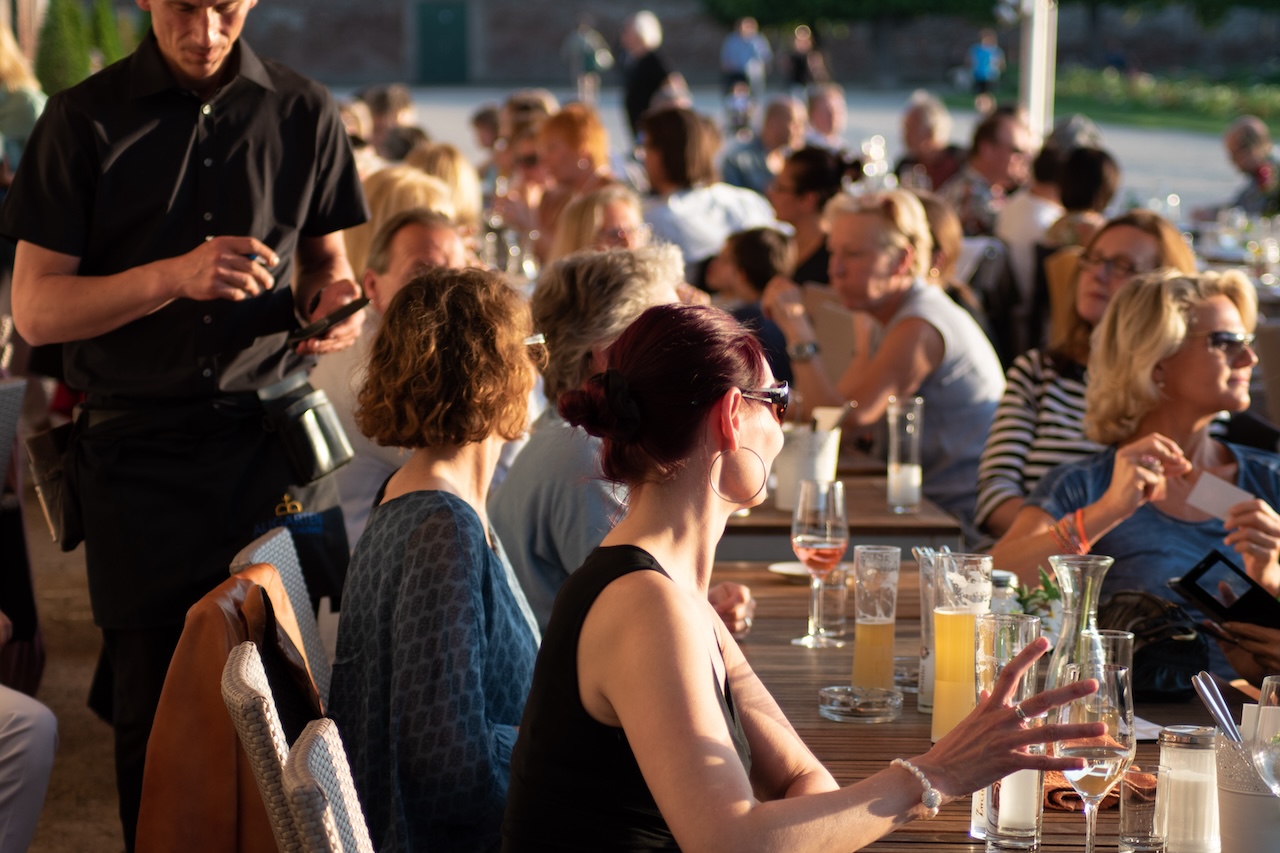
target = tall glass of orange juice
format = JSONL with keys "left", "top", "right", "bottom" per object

{"left": 930, "top": 553, "right": 992, "bottom": 743}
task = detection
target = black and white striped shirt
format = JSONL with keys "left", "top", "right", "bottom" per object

{"left": 976, "top": 349, "right": 1101, "bottom": 529}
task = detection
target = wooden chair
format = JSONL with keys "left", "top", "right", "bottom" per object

{"left": 231, "top": 527, "right": 332, "bottom": 706}
{"left": 284, "top": 718, "right": 375, "bottom": 853}
{"left": 222, "top": 641, "right": 302, "bottom": 853}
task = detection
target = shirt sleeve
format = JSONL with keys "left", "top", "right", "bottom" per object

{"left": 300, "top": 89, "right": 369, "bottom": 237}
{"left": 1024, "top": 452, "right": 1100, "bottom": 522}
{"left": 0, "top": 91, "right": 97, "bottom": 254}
{"left": 390, "top": 505, "right": 513, "bottom": 842}
{"left": 976, "top": 352, "right": 1041, "bottom": 527}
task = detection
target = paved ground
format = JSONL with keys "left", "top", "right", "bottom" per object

{"left": 381, "top": 84, "right": 1240, "bottom": 213}
{"left": 22, "top": 84, "right": 1244, "bottom": 853}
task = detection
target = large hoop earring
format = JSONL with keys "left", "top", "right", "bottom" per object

{"left": 709, "top": 447, "right": 768, "bottom": 504}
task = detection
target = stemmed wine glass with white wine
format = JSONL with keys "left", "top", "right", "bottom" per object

{"left": 790, "top": 479, "right": 848, "bottom": 648}
{"left": 1054, "top": 663, "right": 1136, "bottom": 853}
{"left": 1250, "top": 675, "right": 1280, "bottom": 796}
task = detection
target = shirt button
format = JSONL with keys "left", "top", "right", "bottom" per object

{"left": 202, "top": 368, "right": 213, "bottom": 378}
{"left": 203, "top": 212, "right": 213, "bottom": 221}
{"left": 201, "top": 104, "right": 212, "bottom": 116}
{"left": 203, "top": 315, "right": 213, "bottom": 324}
{"left": 203, "top": 158, "right": 213, "bottom": 167}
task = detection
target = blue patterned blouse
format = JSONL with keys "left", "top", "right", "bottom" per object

{"left": 331, "top": 489, "right": 539, "bottom": 852}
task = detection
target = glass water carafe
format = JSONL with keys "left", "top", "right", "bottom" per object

{"left": 1043, "top": 554, "right": 1114, "bottom": 692}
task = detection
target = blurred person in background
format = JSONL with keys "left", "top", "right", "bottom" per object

{"left": 641, "top": 106, "right": 774, "bottom": 287}
{"left": 940, "top": 107, "right": 1031, "bottom": 236}
{"left": 405, "top": 141, "right": 485, "bottom": 241}
{"left": 894, "top": 90, "right": 964, "bottom": 192}
{"left": 995, "top": 143, "right": 1065, "bottom": 310}
{"left": 547, "top": 184, "right": 651, "bottom": 263}
{"left": 360, "top": 82, "right": 416, "bottom": 160}
{"left": 621, "top": 11, "right": 686, "bottom": 142}
{"left": 766, "top": 145, "right": 860, "bottom": 285}
{"left": 344, "top": 164, "right": 455, "bottom": 275}
{"left": 720, "top": 16, "right": 771, "bottom": 97}
{"left": 491, "top": 245, "right": 752, "bottom": 638}
{"left": 805, "top": 82, "right": 848, "bottom": 152}
{"left": 1043, "top": 147, "right": 1120, "bottom": 249}
{"left": 721, "top": 96, "right": 807, "bottom": 196}
{"left": 706, "top": 226, "right": 794, "bottom": 384}
{"left": 763, "top": 189, "right": 1004, "bottom": 539}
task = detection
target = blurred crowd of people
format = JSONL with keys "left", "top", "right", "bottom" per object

{"left": 2, "top": 6, "right": 1280, "bottom": 852}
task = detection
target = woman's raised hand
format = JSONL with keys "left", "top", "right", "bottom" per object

{"left": 1223, "top": 499, "right": 1280, "bottom": 594}
{"left": 910, "top": 638, "right": 1105, "bottom": 802}
{"left": 1100, "top": 433, "right": 1191, "bottom": 519}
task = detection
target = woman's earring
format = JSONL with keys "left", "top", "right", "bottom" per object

{"left": 709, "top": 447, "right": 768, "bottom": 504}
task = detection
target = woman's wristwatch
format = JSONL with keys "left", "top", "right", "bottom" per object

{"left": 786, "top": 340, "right": 821, "bottom": 363}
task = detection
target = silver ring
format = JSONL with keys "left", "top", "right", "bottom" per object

{"left": 743, "top": 616, "right": 754, "bottom": 631}
{"left": 1137, "top": 454, "right": 1163, "bottom": 474}
{"left": 1013, "top": 704, "right": 1030, "bottom": 722}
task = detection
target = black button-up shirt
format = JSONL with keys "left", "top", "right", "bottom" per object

{"left": 0, "top": 33, "right": 368, "bottom": 404}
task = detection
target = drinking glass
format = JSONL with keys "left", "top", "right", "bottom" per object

{"left": 1055, "top": 663, "right": 1137, "bottom": 853}
{"left": 850, "top": 545, "right": 900, "bottom": 690}
{"left": 930, "top": 552, "right": 992, "bottom": 742}
{"left": 1079, "top": 628, "right": 1135, "bottom": 671}
{"left": 1249, "top": 675, "right": 1280, "bottom": 796}
{"left": 978, "top": 613, "right": 1043, "bottom": 849}
{"left": 791, "top": 480, "right": 848, "bottom": 648}
{"left": 886, "top": 396, "right": 923, "bottom": 514}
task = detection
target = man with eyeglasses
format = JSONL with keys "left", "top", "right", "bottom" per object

{"left": 939, "top": 107, "right": 1031, "bottom": 237}
{"left": 1194, "top": 115, "right": 1279, "bottom": 220}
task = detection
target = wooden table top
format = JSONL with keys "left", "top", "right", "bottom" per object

{"left": 711, "top": 562, "right": 1230, "bottom": 851}
{"left": 725, "top": 476, "right": 962, "bottom": 536}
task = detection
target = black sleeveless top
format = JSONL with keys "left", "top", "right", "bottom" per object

{"left": 502, "top": 545, "right": 752, "bottom": 851}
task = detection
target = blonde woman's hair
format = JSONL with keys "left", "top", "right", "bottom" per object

{"left": 532, "top": 244, "right": 682, "bottom": 401}
{"left": 548, "top": 184, "right": 642, "bottom": 263}
{"left": 1085, "top": 268, "right": 1257, "bottom": 445}
{"left": 403, "top": 142, "right": 483, "bottom": 234}
{"left": 0, "top": 28, "right": 37, "bottom": 92}
{"left": 344, "top": 165, "right": 455, "bottom": 273}
{"left": 822, "top": 188, "right": 933, "bottom": 279}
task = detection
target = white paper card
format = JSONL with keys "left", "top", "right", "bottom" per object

{"left": 1186, "top": 472, "right": 1254, "bottom": 521}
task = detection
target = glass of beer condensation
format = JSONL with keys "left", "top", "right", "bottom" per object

{"left": 930, "top": 553, "right": 992, "bottom": 742}
{"left": 850, "top": 545, "right": 901, "bottom": 691}
{"left": 791, "top": 480, "right": 848, "bottom": 648}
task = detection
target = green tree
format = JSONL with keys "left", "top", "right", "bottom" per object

{"left": 90, "top": 0, "right": 126, "bottom": 66}
{"left": 35, "top": 0, "right": 92, "bottom": 95}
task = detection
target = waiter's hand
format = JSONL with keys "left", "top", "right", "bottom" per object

{"left": 297, "top": 279, "right": 365, "bottom": 355}
{"left": 167, "top": 236, "right": 279, "bottom": 302}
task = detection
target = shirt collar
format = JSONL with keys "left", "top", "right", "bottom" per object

{"left": 129, "top": 32, "right": 275, "bottom": 100}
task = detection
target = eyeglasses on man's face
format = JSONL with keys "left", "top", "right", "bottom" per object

{"left": 741, "top": 381, "right": 790, "bottom": 422}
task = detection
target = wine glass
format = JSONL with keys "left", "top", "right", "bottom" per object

{"left": 1054, "top": 663, "right": 1136, "bottom": 853}
{"left": 790, "top": 479, "right": 848, "bottom": 648}
{"left": 1249, "top": 675, "right": 1280, "bottom": 796}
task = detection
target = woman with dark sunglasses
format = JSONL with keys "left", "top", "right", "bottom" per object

{"left": 501, "top": 302, "right": 1103, "bottom": 852}
{"left": 990, "top": 269, "right": 1280, "bottom": 673}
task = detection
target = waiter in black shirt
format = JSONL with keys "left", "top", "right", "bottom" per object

{"left": 0, "top": 1, "right": 368, "bottom": 847}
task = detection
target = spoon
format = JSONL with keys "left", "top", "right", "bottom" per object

{"left": 1193, "top": 671, "right": 1241, "bottom": 742}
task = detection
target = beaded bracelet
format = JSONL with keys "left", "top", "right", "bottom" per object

{"left": 891, "top": 758, "right": 941, "bottom": 819}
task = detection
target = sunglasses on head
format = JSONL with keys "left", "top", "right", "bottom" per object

{"left": 1187, "top": 330, "right": 1256, "bottom": 360}
{"left": 741, "top": 381, "right": 790, "bottom": 422}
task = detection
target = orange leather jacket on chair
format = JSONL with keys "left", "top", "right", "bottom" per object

{"left": 135, "top": 563, "right": 323, "bottom": 853}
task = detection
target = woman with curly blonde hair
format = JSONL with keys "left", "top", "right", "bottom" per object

{"left": 330, "top": 265, "right": 542, "bottom": 852}
{"left": 990, "top": 269, "right": 1280, "bottom": 675}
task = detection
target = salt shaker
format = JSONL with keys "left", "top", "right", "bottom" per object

{"left": 1158, "top": 725, "right": 1221, "bottom": 852}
